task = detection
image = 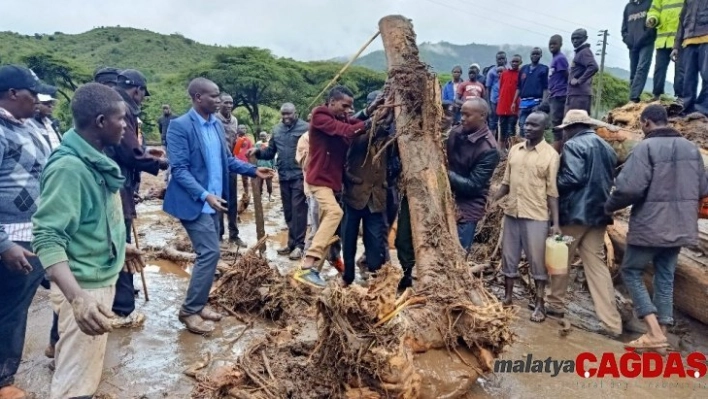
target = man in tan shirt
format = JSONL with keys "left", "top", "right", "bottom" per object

{"left": 492, "top": 111, "right": 561, "bottom": 323}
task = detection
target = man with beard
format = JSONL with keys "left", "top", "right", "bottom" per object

{"left": 164, "top": 78, "right": 274, "bottom": 334}
{"left": 249, "top": 103, "right": 309, "bottom": 260}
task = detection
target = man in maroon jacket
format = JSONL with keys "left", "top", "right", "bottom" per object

{"left": 294, "top": 86, "right": 376, "bottom": 287}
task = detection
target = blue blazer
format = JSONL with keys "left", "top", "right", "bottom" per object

{"left": 163, "top": 109, "right": 256, "bottom": 221}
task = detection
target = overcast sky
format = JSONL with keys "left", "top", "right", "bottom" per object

{"left": 5, "top": 0, "right": 640, "bottom": 71}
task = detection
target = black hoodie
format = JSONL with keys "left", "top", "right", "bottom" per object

{"left": 621, "top": 0, "right": 656, "bottom": 50}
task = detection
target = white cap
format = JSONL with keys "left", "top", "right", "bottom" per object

{"left": 38, "top": 93, "right": 55, "bottom": 102}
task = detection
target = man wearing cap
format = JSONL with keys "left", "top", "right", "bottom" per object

{"left": 105, "top": 69, "right": 168, "bottom": 329}
{"left": 94, "top": 67, "right": 119, "bottom": 87}
{"left": 455, "top": 64, "right": 486, "bottom": 106}
{"left": 0, "top": 64, "right": 56, "bottom": 399}
{"left": 546, "top": 110, "right": 623, "bottom": 337}
{"left": 30, "top": 92, "right": 63, "bottom": 151}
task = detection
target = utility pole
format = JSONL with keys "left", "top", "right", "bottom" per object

{"left": 593, "top": 30, "right": 609, "bottom": 118}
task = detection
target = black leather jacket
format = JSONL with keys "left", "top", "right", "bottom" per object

{"left": 558, "top": 129, "right": 617, "bottom": 227}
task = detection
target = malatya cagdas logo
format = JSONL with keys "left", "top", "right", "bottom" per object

{"left": 494, "top": 350, "right": 708, "bottom": 379}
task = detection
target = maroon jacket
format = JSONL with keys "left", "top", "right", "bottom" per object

{"left": 306, "top": 106, "right": 366, "bottom": 191}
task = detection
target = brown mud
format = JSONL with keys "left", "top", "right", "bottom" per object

{"left": 14, "top": 170, "right": 708, "bottom": 398}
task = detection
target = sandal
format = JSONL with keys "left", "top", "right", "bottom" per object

{"left": 624, "top": 334, "right": 668, "bottom": 350}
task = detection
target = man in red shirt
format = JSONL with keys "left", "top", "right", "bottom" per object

{"left": 496, "top": 55, "right": 522, "bottom": 151}
{"left": 294, "top": 86, "right": 378, "bottom": 287}
{"left": 455, "top": 64, "right": 486, "bottom": 106}
{"left": 232, "top": 125, "right": 254, "bottom": 199}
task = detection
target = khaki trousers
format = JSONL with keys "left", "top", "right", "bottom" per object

{"left": 50, "top": 284, "right": 116, "bottom": 399}
{"left": 306, "top": 185, "right": 343, "bottom": 260}
{"left": 547, "top": 225, "right": 622, "bottom": 334}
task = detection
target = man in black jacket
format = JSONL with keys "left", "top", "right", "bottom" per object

{"left": 249, "top": 102, "right": 308, "bottom": 260}
{"left": 671, "top": 0, "right": 708, "bottom": 116}
{"left": 547, "top": 110, "right": 623, "bottom": 337}
{"left": 622, "top": 0, "right": 657, "bottom": 103}
{"left": 107, "top": 69, "right": 168, "bottom": 327}
{"left": 447, "top": 98, "right": 500, "bottom": 251}
{"left": 606, "top": 104, "right": 708, "bottom": 350}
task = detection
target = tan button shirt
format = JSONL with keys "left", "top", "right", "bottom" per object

{"left": 502, "top": 140, "right": 560, "bottom": 221}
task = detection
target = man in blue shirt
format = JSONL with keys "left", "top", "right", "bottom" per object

{"left": 485, "top": 51, "right": 507, "bottom": 134}
{"left": 513, "top": 48, "right": 549, "bottom": 137}
{"left": 163, "top": 78, "right": 274, "bottom": 334}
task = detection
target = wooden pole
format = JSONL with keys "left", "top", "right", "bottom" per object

{"left": 249, "top": 154, "right": 266, "bottom": 255}
{"left": 131, "top": 223, "right": 149, "bottom": 302}
{"left": 307, "top": 30, "right": 381, "bottom": 110}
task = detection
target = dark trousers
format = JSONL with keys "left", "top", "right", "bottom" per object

{"left": 220, "top": 175, "right": 240, "bottom": 239}
{"left": 629, "top": 44, "right": 654, "bottom": 101}
{"left": 0, "top": 241, "right": 45, "bottom": 388}
{"left": 621, "top": 245, "right": 680, "bottom": 325}
{"left": 489, "top": 102, "right": 499, "bottom": 132}
{"left": 342, "top": 204, "right": 386, "bottom": 284}
{"left": 112, "top": 218, "right": 135, "bottom": 317}
{"left": 394, "top": 196, "right": 415, "bottom": 281}
{"left": 280, "top": 178, "right": 307, "bottom": 251}
{"left": 259, "top": 177, "right": 273, "bottom": 196}
{"left": 457, "top": 221, "right": 478, "bottom": 251}
{"left": 653, "top": 48, "right": 684, "bottom": 98}
{"left": 498, "top": 115, "right": 518, "bottom": 140}
{"left": 181, "top": 213, "right": 221, "bottom": 315}
{"left": 565, "top": 95, "right": 592, "bottom": 115}
{"left": 518, "top": 107, "right": 536, "bottom": 138}
{"left": 680, "top": 43, "right": 708, "bottom": 116}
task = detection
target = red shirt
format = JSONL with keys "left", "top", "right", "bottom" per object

{"left": 496, "top": 69, "right": 520, "bottom": 116}
{"left": 456, "top": 80, "right": 486, "bottom": 101}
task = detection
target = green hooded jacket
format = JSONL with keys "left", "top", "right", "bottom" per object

{"left": 32, "top": 129, "right": 126, "bottom": 289}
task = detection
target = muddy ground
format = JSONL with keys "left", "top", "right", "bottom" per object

{"left": 15, "top": 170, "right": 708, "bottom": 399}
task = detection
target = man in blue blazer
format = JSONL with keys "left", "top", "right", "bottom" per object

{"left": 164, "top": 77, "right": 274, "bottom": 334}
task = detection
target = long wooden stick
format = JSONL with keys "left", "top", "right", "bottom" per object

{"left": 306, "top": 31, "right": 381, "bottom": 110}
{"left": 131, "top": 222, "right": 150, "bottom": 301}
{"left": 249, "top": 154, "right": 266, "bottom": 255}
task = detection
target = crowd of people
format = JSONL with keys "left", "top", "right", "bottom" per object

{"left": 1, "top": 2, "right": 708, "bottom": 398}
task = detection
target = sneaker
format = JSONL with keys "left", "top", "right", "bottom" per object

{"left": 288, "top": 247, "right": 303, "bottom": 260}
{"left": 268, "top": 195, "right": 274, "bottom": 202}
{"left": 331, "top": 258, "right": 345, "bottom": 274}
{"left": 277, "top": 246, "right": 292, "bottom": 256}
{"left": 229, "top": 237, "right": 248, "bottom": 248}
{"left": 293, "top": 268, "right": 326, "bottom": 288}
{"left": 111, "top": 312, "right": 146, "bottom": 329}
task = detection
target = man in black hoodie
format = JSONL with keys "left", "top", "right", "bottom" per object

{"left": 622, "top": 0, "right": 657, "bottom": 103}
{"left": 566, "top": 29, "right": 599, "bottom": 115}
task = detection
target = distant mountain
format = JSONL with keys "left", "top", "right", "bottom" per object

{"left": 349, "top": 41, "right": 672, "bottom": 95}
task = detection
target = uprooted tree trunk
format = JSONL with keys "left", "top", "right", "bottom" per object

{"left": 379, "top": 12, "right": 514, "bottom": 373}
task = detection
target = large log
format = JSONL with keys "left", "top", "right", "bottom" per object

{"left": 607, "top": 221, "right": 708, "bottom": 325}
{"left": 379, "top": 14, "right": 514, "bottom": 369}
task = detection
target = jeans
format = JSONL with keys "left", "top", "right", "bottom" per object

{"left": 181, "top": 213, "right": 221, "bottom": 315}
{"left": 394, "top": 196, "right": 415, "bottom": 280}
{"left": 112, "top": 218, "right": 135, "bottom": 317}
{"left": 620, "top": 245, "right": 680, "bottom": 326}
{"left": 489, "top": 102, "right": 499, "bottom": 133}
{"left": 457, "top": 221, "right": 477, "bottom": 252}
{"left": 549, "top": 96, "right": 566, "bottom": 132}
{"left": 629, "top": 44, "right": 654, "bottom": 101}
{"left": 498, "top": 115, "right": 518, "bottom": 141}
{"left": 281, "top": 178, "right": 307, "bottom": 251}
{"left": 342, "top": 204, "right": 386, "bottom": 284}
{"left": 518, "top": 107, "right": 535, "bottom": 138}
{"left": 680, "top": 43, "right": 708, "bottom": 116}
{"left": 653, "top": 48, "right": 684, "bottom": 98}
{"left": 0, "top": 241, "right": 45, "bottom": 388}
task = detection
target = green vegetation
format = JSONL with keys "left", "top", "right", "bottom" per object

{"left": 0, "top": 28, "right": 640, "bottom": 139}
